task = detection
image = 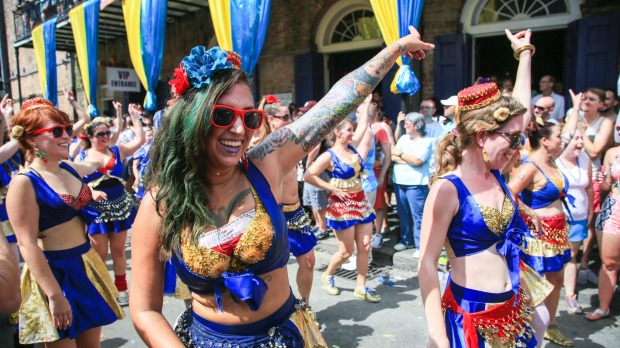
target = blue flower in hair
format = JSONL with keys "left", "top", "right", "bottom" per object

{"left": 182, "top": 46, "right": 233, "bottom": 89}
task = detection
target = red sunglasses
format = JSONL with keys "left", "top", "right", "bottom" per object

{"left": 211, "top": 105, "right": 265, "bottom": 130}
{"left": 31, "top": 125, "right": 74, "bottom": 138}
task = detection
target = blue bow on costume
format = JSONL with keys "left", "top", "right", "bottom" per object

{"left": 496, "top": 228, "right": 527, "bottom": 299}
{"left": 214, "top": 272, "right": 268, "bottom": 312}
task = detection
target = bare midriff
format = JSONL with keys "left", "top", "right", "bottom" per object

{"left": 449, "top": 245, "right": 512, "bottom": 294}
{"left": 37, "top": 217, "right": 88, "bottom": 251}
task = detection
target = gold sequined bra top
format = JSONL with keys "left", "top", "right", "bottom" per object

{"left": 180, "top": 185, "right": 274, "bottom": 279}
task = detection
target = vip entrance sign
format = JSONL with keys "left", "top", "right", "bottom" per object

{"left": 106, "top": 67, "right": 141, "bottom": 92}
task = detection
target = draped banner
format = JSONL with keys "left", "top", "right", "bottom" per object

{"left": 70, "top": 0, "right": 101, "bottom": 116}
{"left": 370, "top": 0, "right": 425, "bottom": 95}
{"left": 32, "top": 18, "right": 58, "bottom": 106}
{"left": 122, "top": 0, "right": 167, "bottom": 110}
{"left": 208, "top": 0, "right": 271, "bottom": 75}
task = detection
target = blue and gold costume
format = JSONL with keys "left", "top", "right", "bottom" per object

{"left": 282, "top": 201, "right": 317, "bottom": 257}
{"left": 171, "top": 161, "right": 326, "bottom": 347}
{"left": 79, "top": 146, "right": 136, "bottom": 234}
{"left": 17, "top": 162, "right": 124, "bottom": 345}
{"left": 325, "top": 146, "right": 375, "bottom": 230}
{"left": 440, "top": 170, "right": 549, "bottom": 348}
{"left": 519, "top": 161, "right": 571, "bottom": 274}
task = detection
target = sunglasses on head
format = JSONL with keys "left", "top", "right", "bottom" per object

{"left": 95, "top": 130, "right": 112, "bottom": 138}
{"left": 31, "top": 125, "right": 73, "bottom": 138}
{"left": 490, "top": 130, "right": 525, "bottom": 149}
{"left": 211, "top": 104, "right": 265, "bottom": 130}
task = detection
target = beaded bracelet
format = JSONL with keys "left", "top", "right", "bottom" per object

{"left": 513, "top": 44, "right": 535, "bottom": 60}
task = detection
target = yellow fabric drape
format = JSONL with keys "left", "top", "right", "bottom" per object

{"left": 369, "top": 0, "right": 402, "bottom": 67}
{"left": 31, "top": 25, "right": 48, "bottom": 97}
{"left": 208, "top": 0, "right": 232, "bottom": 50}
{"left": 69, "top": 5, "right": 91, "bottom": 107}
{"left": 122, "top": 0, "right": 148, "bottom": 90}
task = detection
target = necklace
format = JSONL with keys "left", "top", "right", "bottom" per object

{"left": 557, "top": 157, "right": 581, "bottom": 184}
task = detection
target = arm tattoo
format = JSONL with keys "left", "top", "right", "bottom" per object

{"left": 288, "top": 44, "right": 405, "bottom": 152}
{"left": 248, "top": 127, "right": 293, "bottom": 160}
{"left": 209, "top": 188, "right": 251, "bottom": 228}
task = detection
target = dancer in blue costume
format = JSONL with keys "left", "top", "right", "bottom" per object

{"left": 262, "top": 94, "right": 319, "bottom": 305}
{"left": 305, "top": 104, "right": 379, "bottom": 302}
{"left": 78, "top": 102, "right": 145, "bottom": 306}
{"left": 6, "top": 98, "right": 124, "bottom": 347}
{"left": 419, "top": 30, "right": 552, "bottom": 348}
{"left": 509, "top": 96, "right": 581, "bottom": 346}
{"left": 130, "top": 29, "right": 433, "bottom": 347}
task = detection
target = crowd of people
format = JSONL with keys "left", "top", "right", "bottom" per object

{"left": 0, "top": 24, "right": 619, "bottom": 348}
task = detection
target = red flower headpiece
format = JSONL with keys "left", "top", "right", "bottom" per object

{"left": 22, "top": 98, "right": 54, "bottom": 112}
{"left": 455, "top": 83, "right": 501, "bottom": 123}
{"left": 264, "top": 95, "right": 280, "bottom": 104}
{"left": 226, "top": 51, "right": 242, "bottom": 69}
{"left": 169, "top": 63, "right": 190, "bottom": 97}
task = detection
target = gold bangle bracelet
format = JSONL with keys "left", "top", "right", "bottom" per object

{"left": 514, "top": 44, "right": 535, "bottom": 60}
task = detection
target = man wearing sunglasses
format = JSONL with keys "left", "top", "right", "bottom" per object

{"left": 532, "top": 96, "right": 555, "bottom": 123}
{"left": 264, "top": 98, "right": 318, "bottom": 305}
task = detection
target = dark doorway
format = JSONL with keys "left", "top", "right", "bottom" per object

{"left": 476, "top": 29, "right": 566, "bottom": 92}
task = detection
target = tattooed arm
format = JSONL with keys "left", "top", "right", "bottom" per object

{"left": 248, "top": 27, "right": 434, "bottom": 177}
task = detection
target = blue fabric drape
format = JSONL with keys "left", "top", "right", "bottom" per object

{"left": 84, "top": 0, "right": 100, "bottom": 116}
{"left": 395, "top": 0, "right": 424, "bottom": 95}
{"left": 43, "top": 18, "right": 58, "bottom": 106}
{"left": 141, "top": 0, "right": 168, "bottom": 110}
{"left": 230, "top": 0, "right": 271, "bottom": 75}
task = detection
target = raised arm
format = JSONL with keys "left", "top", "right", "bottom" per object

{"left": 0, "top": 139, "right": 19, "bottom": 163}
{"left": 0, "top": 94, "right": 14, "bottom": 140}
{"left": 561, "top": 90, "right": 583, "bottom": 151}
{"left": 108, "top": 100, "right": 124, "bottom": 146}
{"left": 65, "top": 90, "right": 90, "bottom": 134}
{"left": 118, "top": 104, "right": 146, "bottom": 160}
{"left": 249, "top": 26, "right": 434, "bottom": 174}
{"left": 506, "top": 29, "right": 533, "bottom": 129}
{"left": 351, "top": 96, "right": 373, "bottom": 148}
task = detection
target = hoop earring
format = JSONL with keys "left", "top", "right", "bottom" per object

{"left": 35, "top": 146, "right": 47, "bottom": 164}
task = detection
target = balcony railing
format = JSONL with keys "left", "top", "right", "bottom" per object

{"left": 13, "top": 0, "right": 84, "bottom": 43}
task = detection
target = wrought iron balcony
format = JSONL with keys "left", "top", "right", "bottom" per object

{"left": 13, "top": 0, "right": 211, "bottom": 50}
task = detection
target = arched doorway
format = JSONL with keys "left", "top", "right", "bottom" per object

{"left": 461, "top": 0, "right": 584, "bottom": 93}
{"left": 310, "top": 0, "right": 402, "bottom": 119}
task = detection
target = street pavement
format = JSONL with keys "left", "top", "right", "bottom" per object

{"left": 1, "top": 229, "right": 619, "bottom": 347}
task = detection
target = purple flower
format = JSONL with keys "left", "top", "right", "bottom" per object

{"left": 181, "top": 46, "right": 233, "bottom": 89}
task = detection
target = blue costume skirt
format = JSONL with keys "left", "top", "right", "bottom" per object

{"left": 283, "top": 201, "right": 318, "bottom": 257}
{"left": 326, "top": 190, "right": 375, "bottom": 230}
{"left": 88, "top": 184, "right": 137, "bottom": 234}
{"left": 0, "top": 201, "right": 16, "bottom": 243}
{"left": 174, "top": 293, "right": 327, "bottom": 347}
{"left": 18, "top": 241, "right": 125, "bottom": 344}
{"left": 443, "top": 281, "right": 536, "bottom": 348}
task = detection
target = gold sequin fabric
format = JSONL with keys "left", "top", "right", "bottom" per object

{"left": 478, "top": 195, "right": 515, "bottom": 235}
{"left": 18, "top": 246, "right": 124, "bottom": 344}
{"left": 521, "top": 214, "right": 570, "bottom": 257}
{"left": 180, "top": 186, "right": 274, "bottom": 278}
{"left": 477, "top": 288, "right": 534, "bottom": 348}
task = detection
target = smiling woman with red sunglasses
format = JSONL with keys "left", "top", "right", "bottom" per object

{"left": 77, "top": 103, "right": 145, "bottom": 307}
{"left": 130, "top": 28, "right": 433, "bottom": 347}
{"left": 6, "top": 98, "right": 125, "bottom": 347}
